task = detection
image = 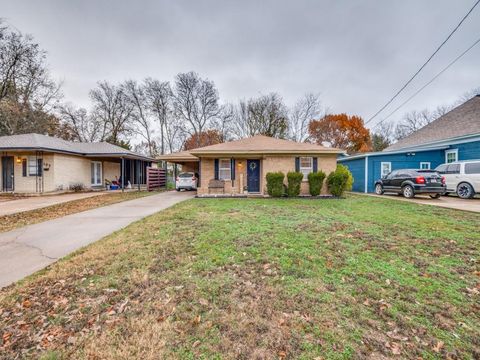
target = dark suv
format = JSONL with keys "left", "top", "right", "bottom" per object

{"left": 374, "top": 169, "right": 446, "bottom": 198}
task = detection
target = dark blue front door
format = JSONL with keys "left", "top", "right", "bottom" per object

{"left": 247, "top": 160, "right": 260, "bottom": 193}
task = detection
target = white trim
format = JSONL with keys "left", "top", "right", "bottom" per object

{"left": 420, "top": 162, "right": 431, "bottom": 170}
{"left": 445, "top": 149, "right": 458, "bottom": 163}
{"left": 91, "top": 161, "right": 102, "bottom": 186}
{"left": 338, "top": 145, "right": 450, "bottom": 161}
{"left": 380, "top": 162, "right": 391, "bottom": 177}
{"left": 218, "top": 158, "right": 231, "bottom": 180}
{"left": 364, "top": 156, "right": 368, "bottom": 193}
{"left": 299, "top": 156, "right": 313, "bottom": 181}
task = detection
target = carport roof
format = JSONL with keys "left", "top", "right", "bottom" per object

{"left": 157, "top": 151, "right": 199, "bottom": 162}
{"left": 0, "top": 133, "right": 154, "bottom": 161}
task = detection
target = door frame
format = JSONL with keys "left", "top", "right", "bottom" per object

{"left": 1, "top": 156, "right": 15, "bottom": 192}
{"left": 246, "top": 159, "right": 261, "bottom": 193}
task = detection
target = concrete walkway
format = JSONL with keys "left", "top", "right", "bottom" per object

{"left": 0, "top": 192, "right": 106, "bottom": 216}
{"left": 0, "top": 191, "right": 194, "bottom": 288}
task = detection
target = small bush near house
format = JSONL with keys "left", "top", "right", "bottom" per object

{"left": 286, "top": 171, "right": 304, "bottom": 197}
{"left": 266, "top": 172, "right": 285, "bottom": 197}
{"left": 327, "top": 165, "right": 353, "bottom": 197}
{"left": 308, "top": 170, "right": 326, "bottom": 196}
{"left": 69, "top": 183, "right": 85, "bottom": 192}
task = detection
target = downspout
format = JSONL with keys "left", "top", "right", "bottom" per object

{"left": 364, "top": 156, "right": 368, "bottom": 193}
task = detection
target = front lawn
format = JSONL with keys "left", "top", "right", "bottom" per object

{"left": 0, "top": 196, "right": 479, "bottom": 359}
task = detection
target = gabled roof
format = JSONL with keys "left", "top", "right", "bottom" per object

{"left": 188, "top": 135, "right": 343, "bottom": 155}
{"left": 0, "top": 133, "right": 153, "bottom": 160}
{"left": 386, "top": 95, "right": 480, "bottom": 151}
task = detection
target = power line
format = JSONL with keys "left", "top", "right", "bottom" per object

{"left": 365, "top": 0, "right": 480, "bottom": 125}
{"left": 372, "top": 36, "right": 480, "bottom": 129}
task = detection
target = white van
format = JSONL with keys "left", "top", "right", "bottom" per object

{"left": 435, "top": 160, "right": 480, "bottom": 198}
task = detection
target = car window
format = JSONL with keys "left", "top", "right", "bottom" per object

{"left": 465, "top": 162, "right": 480, "bottom": 174}
{"left": 385, "top": 171, "right": 396, "bottom": 179}
{"left": 397, "top": 172, "right": 409, "bottom": 178}
{"left": 446, "top": 164, "right": 460, "bottom": 174}
{"left": 179, "top": 172, "right": 194, "bottom": 178}
{"left": 435, "top": 164, "right": 447, "bottom": 174}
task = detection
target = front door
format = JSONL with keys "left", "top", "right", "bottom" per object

{"left": 247, "top": 159, "right": 260, "bottom": 193}
{"left": 1, "top": 156, "right": 14, "bottom": 192}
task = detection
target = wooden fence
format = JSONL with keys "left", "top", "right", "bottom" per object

{"left": 146, "top": 167, "right": 166, "bottom": 191}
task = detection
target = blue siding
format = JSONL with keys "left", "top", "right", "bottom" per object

{"left": 341, "top": 158, "right": 366, "bottom": 192}
{"left": 456, "top": 140, "right": 480, "bottom": 161}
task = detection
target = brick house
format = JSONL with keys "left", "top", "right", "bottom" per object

{"left": 0, "top": 133, "right": 153, "bottom": 194}
{"left": 158, "top": 135, "right": 343, "bottom": 196}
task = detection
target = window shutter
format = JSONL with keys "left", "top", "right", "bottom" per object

{"left": 295, "top": 157, "right": 300, "bottom": 172}
{"left": 313, "top": 158, "right": 318, "bottom": 173}
{"left": 231, "top": 159, "right": 235, "bottom": 180}
{"left": 37, "top": 159, "right": 43, "bottom": 176}
{"left": 214, "top": 159, "right": 219, "bottom": 180}
{"left": 198, "top": 159, "right": 201, "bottom": 184}
{"left": 22, "top": 159, "right": 27, "bottom": 177}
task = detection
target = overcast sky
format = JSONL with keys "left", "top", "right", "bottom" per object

{"left": 2, "top": 0, "right": 479, "bottom": 129}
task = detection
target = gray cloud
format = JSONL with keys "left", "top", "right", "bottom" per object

{"left": 2, "top": 0, "right": 479, "bottom": 128}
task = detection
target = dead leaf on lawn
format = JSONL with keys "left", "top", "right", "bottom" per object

{"left": 432, "top": 340, "right": 444, "bottom": 353}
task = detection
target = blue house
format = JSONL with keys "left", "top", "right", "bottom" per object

{"left": 339, "top": 94, "right": 480, "bottom": 193}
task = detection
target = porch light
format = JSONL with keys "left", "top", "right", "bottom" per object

{"left": 16, "top": 157, "right": 23, "bottom": 163}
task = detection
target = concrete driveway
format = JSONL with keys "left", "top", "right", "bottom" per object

{"left": 0, "top": 191, "right": 194, "bottom": 288}
{"left": 367, "top": 193, "right": 480, "bottom": 213}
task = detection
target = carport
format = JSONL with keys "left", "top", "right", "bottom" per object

{"left": 157, "top": 151, "right": 200, "bottom": 182}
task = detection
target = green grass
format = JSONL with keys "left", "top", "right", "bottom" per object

{"left": 0, "top": 195, "right": 479, "bottom": 359}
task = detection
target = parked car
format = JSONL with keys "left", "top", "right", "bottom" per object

{"left": 435, "top": 160, "right": 480, "bottom": 199}
{"left": 374, "top": 169, "right": 446, "bottom": 198}
{"left": 175, "top": 172, "right": 198, "bottom": 191}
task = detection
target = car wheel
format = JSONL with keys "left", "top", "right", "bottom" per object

{"left": 402, "top": 185, "right": 415, "bottom": 198}
{"left": 429, "top": 193, "right": 441, "bottom": 199}
{"left": 457, "top": 183, "right": 474, "bottom": 199}
{"left": 375, "top": 184, "right": 384, "bottom": 195}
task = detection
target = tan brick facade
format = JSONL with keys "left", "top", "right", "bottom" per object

{"left": 0, "top": 152, "right": 122, "bottom": 194}
{"left": 196, "top": 154, "right": 338, "bottom": 196}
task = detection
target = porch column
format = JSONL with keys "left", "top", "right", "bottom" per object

{"left": 121, "top": 157, "right": 125, "bottom": 192}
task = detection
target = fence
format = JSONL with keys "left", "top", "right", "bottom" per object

{"left": 146, "top": 167, "right": 166, "bottom": 191}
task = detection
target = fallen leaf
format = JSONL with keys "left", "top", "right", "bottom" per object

{"left": 432, "top": 340, "right": 444, "bottom": 353}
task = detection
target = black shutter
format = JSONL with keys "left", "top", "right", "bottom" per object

{"left": 37, "top": 159, "right": 43, "bottom": 176}
{"left": 214, "top": 159, "right": 219, "bottom": 180}
{"left": 231, "top": 159, "right": 235, "bottom": 180}
{"left": 198, "top": 159, "right": 201, "bottom": 184}
{"left": 313, "top": 157, "right": 318, "bottom": 173}
{"left": 22, "top": 159, "right": 27, "bottom": 177}
{"left": 295, "top": 157, "right": 300, "bottom": 172}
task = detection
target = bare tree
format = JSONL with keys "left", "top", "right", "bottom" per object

{"left": 394, "top": 105, "right": 451, "bottom": 140}
{"left": 89, "top": 81, "right": 134, "bottom": 145}
{"left": 289, "top": 93, "right": 322, "bottom": 142}
{"left": 211, "top": 103, "right": 235, "bottom": 141}
{"left": 57, "top": 103, "right": 105, "bottom": 142}
{"left": 123, "top": 80, "right": 157, "bottom": 156}
{"left": 371, "top": 121, "right": 395, "bottom": 151}
{"left": 232, "top": 93, "right": 289, "bottom": 139}
{"left": 165, "top": 115, "right": 187, "bottom": 153}
{"left": 144, "top": 78, "right": 172, "bottom": 154}
{"left": 173, "top": 71, "right": 220, "bottom": 145}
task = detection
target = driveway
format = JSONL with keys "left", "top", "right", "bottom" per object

{"left": 0, "top": 191, "right": 194, "bottom": 288}
{"left": 366, "top": 193, "right": 480, "bottom": 213}
{"left": 0, "top": 192, "right": 107, "bottom": 216}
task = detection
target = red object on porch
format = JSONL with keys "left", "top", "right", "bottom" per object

{"left": 146, "top": 167, "right": 166, "bottom": 191}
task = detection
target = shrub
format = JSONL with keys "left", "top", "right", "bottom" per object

{"left": 308, "top": 171, "right": 326, "bottom": 196}
{"left": 327, "top": 164, "right": 353, "bottom": 197}
{"left": 266, "top": 172, "right": 285, "bottom": 197}
{"left": 286, "top": 171, "right": 303, "bottom": 197}
{"left": 69, "top": 183, "right": 85, "bottom": 192}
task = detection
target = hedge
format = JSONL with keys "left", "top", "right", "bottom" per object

{"left": 308, "top": 170, "right": 326, "bottom": 196}
{"left": 327, "top": 164, "right": 353, "bottom": 197}
{"left": 265, "top": 172, "right": 285, "bottom": 197}
{"left": 286, "top": 171, "right": 303, "bottom": 197}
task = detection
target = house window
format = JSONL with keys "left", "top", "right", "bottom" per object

{"left": 380, "top": 162, "right": 391, "bottom": 177}
{"left": 91, "top": 161, "right": 102, "bottom": 185}
{"left": 27, "top": 157, "right": 42, "bottom": 176}
{"left": 299, "top": 157, "right": 313, "bottom": 180}
{"left": 420, "top": 162, "right": 430, "bottom": 170}
{"left": 218, "top": 159, "right": 231, "bottom": 180}
{"left": 445, "top": 149, "right": 458, "bottom": 163}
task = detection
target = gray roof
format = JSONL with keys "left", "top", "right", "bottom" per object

{"left": 0, "top": 133, "right": 153, "bottom": 160}
{"left": 385, "top": 95, "right": 480, "bottom": 151}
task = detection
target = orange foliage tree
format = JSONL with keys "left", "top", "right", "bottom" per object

{"left": 183, "top": 129, "right": 224, "bottom": 150}
{"left": 308, "top": 113, "right": 372, "bottom": 153}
